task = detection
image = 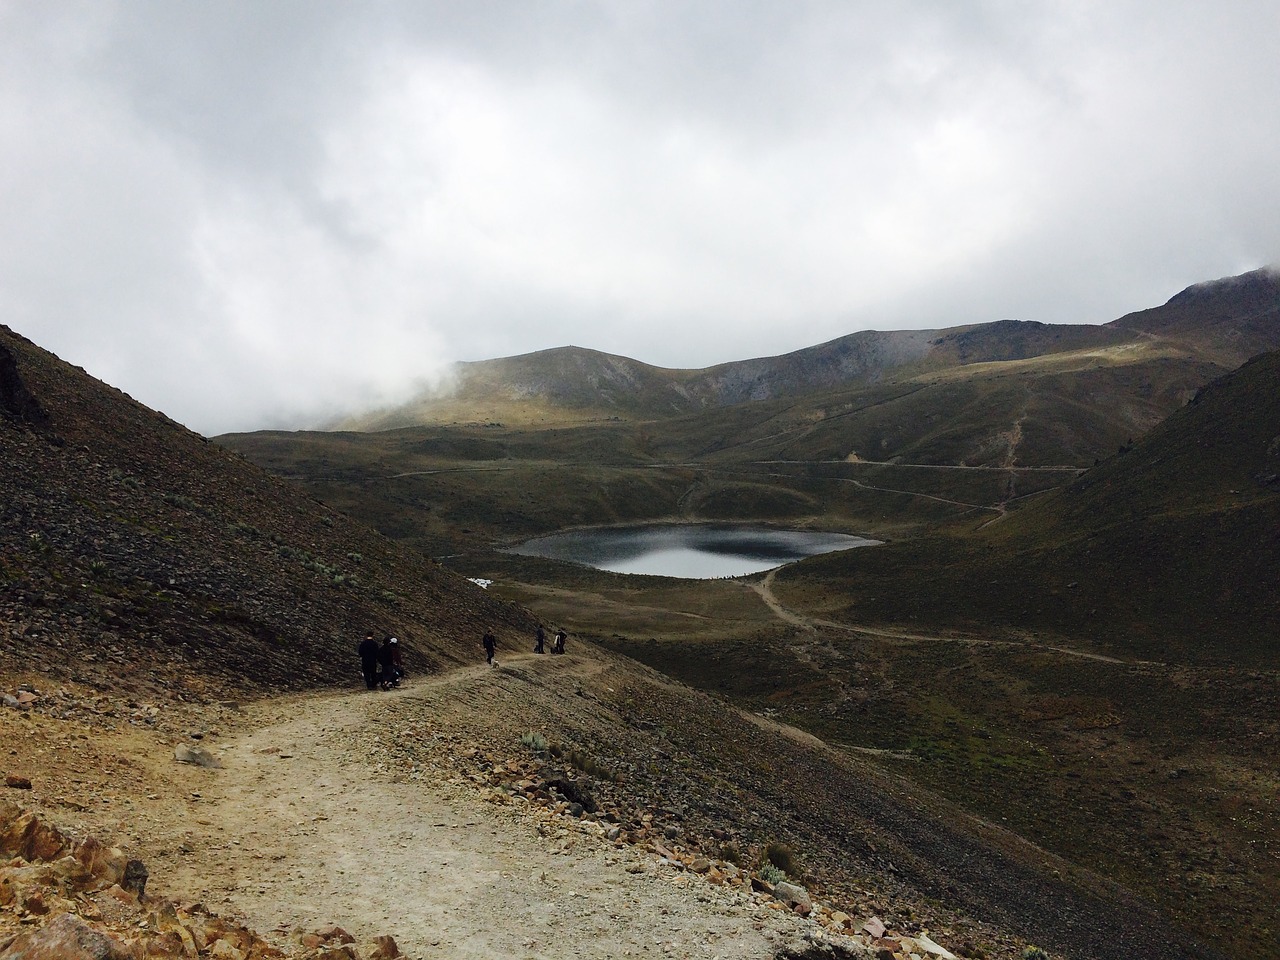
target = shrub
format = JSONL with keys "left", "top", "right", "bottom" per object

{"left": 718, "top": 841, "right": 743, "bottom": 866}
{"left": 520, "top": 731, "right": 549, "bottom": 753}
{"left": 758, "top": 861, "right": 786, "bottom": 885}
{"left": 764, "top": 840, "right": 801, "bottom": 878}
{"left": 1022, "top": 948, "right": 1050, "bottom": 960}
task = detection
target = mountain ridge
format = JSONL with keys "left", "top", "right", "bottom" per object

{"left": 336, "top": 268, "right": 1280, "bottom": 431}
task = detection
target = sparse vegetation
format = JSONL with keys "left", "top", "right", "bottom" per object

{"left": 519, "top": 731, "right": 549, "bottom": 753}
{"left": 764, "top": 840, "right": 801, "bottom": 879}
{"left": 758, "top": 861, "right": 786, "bottom": 885}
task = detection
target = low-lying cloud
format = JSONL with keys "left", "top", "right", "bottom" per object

{"left": 2, "top": 2, "right": 1277, "bottom": 435}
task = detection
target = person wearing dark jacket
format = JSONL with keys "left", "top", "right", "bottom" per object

{"left": 482, "top": 630, "right": 497, "bottom": 667}
{"left": 358, "top": 633, "right": 380, "bottom": 690}
{"left": 534, "top": 625, "right": 546, "bottom": 654}
{"left": 379, "top": 636, "right": 403, "bottom": 689}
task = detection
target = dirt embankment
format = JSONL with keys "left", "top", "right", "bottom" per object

{"left": 3, "top": 646, "right": 1221, "bottom": 960}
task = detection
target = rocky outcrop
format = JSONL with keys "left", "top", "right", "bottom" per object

{"left": 0, "top": 342, "right": 49, "bottom": 429}
{"left": 0, "top": 804, "right": 399, "bottom": 960}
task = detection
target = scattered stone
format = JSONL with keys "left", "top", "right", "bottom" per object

{"left": 173, "top": 745, "right": 222, "bottom": 769}
{"left": 914, "top": 933, "right": 958, "bottom": 959}
{"left": 863, "top": 917, "right": 887, "bottom": 939}
{"left": 4, "top": 776, "right": 33, "bottom": 790}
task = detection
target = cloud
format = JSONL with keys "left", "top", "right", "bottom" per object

{"left": 1, "top": 1, "right": 1277, "bottom": 434}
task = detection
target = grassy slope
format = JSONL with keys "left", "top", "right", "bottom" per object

{"left": 783, "top": 350, "right": 1280, "bottom": 666}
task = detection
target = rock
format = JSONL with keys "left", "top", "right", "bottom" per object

{"left": 0, "top": 912, "right": 132, "bottom": 960}
{"left": 775, "top": 935, "right": 875, "bottom": 959}
{"left": 750, "top": 876, "right": 775, "bottom": 894}
{"left": 688, "top": 857, "right": 712, "bottom": 874}
{"left": 73, "top": 837, "right": 128, "bottom": 887}
{"left": 914, "top": 934, "right": 957, "bottom": 959}
{"left": 775, "top": 880, "right": 813, "bottom": 915}
{"left": 320, "top": 926, "right": 356, "bottom": 945}
{"left": 121, "top": 858, "right": 147, "bottom": 896}
{"left": 209, "top": 940, "right": 245, "bottom": 960}
{"left": 830, "top": 911, "right": 851, "bottom": 928}
{"left": 173, "top": 745, "right": 222, "bottom": 769}
{"left": 358, "top": 935, "right": 400, "bottom": 960}
{"left": 1, "top": 811, "right": 68, "bottom": 862}
{"left": 4, "top": 777, "right": 32, "bottom": 791}
{"left": 863, "top": 917, "right": 887, "bottom": 939}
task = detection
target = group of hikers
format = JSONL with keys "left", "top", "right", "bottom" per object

{"left": 357, "top": 633, "right": 404, "bottom": 691}
{"left": 358, "top": 623, "right": 568, "bottom": 686}
{"left": 483, "top": 623, "right": 567, "bottom": 667}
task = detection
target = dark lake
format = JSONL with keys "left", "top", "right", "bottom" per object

{"left": 506, "top": 524, "right": 881, "bottom": 579}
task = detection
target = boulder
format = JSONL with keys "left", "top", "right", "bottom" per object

{"left": 73, "top": 837, "right": 128, "bottom": 888}
{"left": 0, "top": 811, "right": 69, "bottom": 863}
{"left": 0, "top": 912, "right": 132, "bottom": 960}
{"left": 774, "top": 880, "right": 813, "bottom": 916}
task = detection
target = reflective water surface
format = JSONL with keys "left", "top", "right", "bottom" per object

{"left": 507, "top": 524, "right": 880, "bottom": 579}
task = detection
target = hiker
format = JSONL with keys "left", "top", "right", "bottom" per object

{"left": 553, "top": 627, "right": 567, "bottom": 654}
{"left": 379, "top": 635, "right": 403, "bottom": 689}
{"left": 358, "top": 633, "right": 380, "bottom": 690}
{"left": 534, "top": 624, "right": 546, "bottom": 654}
{"left": 482, "top": 630, "right": 498, "bottom": 667}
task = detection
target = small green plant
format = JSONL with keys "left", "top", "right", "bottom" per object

{"left": 1022, "top": 948, "right": 1050, "bottom": 960}
{"left": 764, "top": 840, "right": 800, "bottom": 878}
{"left": 520, "top": 731, "right": 549, "bottom": 753}
{"left": 758, "top": 861, "right": 786, "bottom": 885}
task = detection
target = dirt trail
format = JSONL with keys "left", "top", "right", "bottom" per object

{"left": 169, "top": 657, "right": 815, "bottom": 960}
{"left": 752, "top": 569, "right": 1159, "bottom": 667}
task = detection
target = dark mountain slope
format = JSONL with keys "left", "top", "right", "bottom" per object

{"left": 0, "top": 325, "right": 532, "bottom": 700}
{"left": 1109, "top": 267, "right": 1280, "bottom": 366}
{"left": 783, "top": 349, "right": 1280, "bottom": 665}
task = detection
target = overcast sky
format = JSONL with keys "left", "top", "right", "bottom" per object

{"left": 2, "top": 1, "right": 1277, "bottom": 435}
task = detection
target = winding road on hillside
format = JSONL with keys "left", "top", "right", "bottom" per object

{"left": 748, "top": 569, "right": 1158, "bottom": 667}
{"left": 167, "top": 657, "right": 819, "bottom": 960}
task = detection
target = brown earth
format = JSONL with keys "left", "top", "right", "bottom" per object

{"left": 2, "top": 643, "right": 1226, "bottom": 960}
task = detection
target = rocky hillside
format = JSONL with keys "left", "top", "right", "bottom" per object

{"left": 1109, "top": 267, "right": 1280, "bottom": 366}
{"left": 338, "top": 269, "right": 1280, "bottom": 431}
{"left": 0, "top": 324, "right": 534, "bottom": 702}
{"left": 785, "top": 348, "right": 1280, "bottom": 664}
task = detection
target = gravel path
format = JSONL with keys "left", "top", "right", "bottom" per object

{"left": 181, "top": 659, "right": 823, "bottom": 959}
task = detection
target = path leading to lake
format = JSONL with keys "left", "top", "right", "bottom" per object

{"left": 169, "top": 656, "right": 816, "bottom": 960}
{"left": 750, "top": 569, "right": 1158, "bottom": 667}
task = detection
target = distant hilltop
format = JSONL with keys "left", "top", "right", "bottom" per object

{"left": 333, "top": 268, "right": 1280, "bottom": 431}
